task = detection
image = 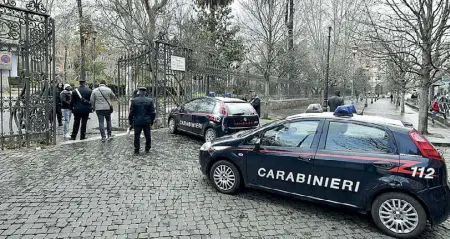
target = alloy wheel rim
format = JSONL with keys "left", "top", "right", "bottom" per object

{"left": 379, "top": 199, "right": 419, "bottom": 234}
{"left": 205, "top": 130, "right": 215, "bottom": 142}
{"left": 213, "top": 165, "right": 236, "bottom": 191}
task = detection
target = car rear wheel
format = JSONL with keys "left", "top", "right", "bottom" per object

{"left": 204, "top": 128, "right": 216, "bottom": 142}
{"left": 371, "top": 192, "right": 427, "bottom": 238}
{"left": 168, "top": 118, "right": 177, "bottom": 134}
{"left": 209, "top": 160, "right": 241, "bottom": 194}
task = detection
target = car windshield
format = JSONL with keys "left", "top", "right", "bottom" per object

{"left": 225, "top": 102, "right": 256, "bottom": 115}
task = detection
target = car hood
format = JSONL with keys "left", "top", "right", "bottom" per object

{"left": 212, "top": 134, "right": 242, "bottom": 146}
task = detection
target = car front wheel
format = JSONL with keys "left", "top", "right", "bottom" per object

{"left": 371, "top": 192, "right": 427, "bottom": 238}
{"left": 168, "top": 118, "right": 177, "bottom": 134}
{"left": 209, "top": 160, "right": 241, "bottom": 194}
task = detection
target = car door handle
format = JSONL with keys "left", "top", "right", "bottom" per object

{"left": 373, "top": 161, "right": 394, "bottom": 169}
{"left": 298, "top": 155, "right": 313, "bottom": 161}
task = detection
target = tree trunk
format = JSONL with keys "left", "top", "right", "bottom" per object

{"left": 76, "top": 0, "right": 86, "bottom": 82}
{"left": 263, "top": 77, "right": 270, "bottom": 119}
{"left": 418, "top": 85, "right": 429, "bottom": 134}
{"left": 401, "top": 89, "right": 405, "bottom": 113}
{"left": 63, "top": 45, "right": 68, "bottom": 83}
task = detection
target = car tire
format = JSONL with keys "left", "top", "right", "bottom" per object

{"left": 168, "top": 118, "right": 177, "bottom": 134}
{"left": 371, "top": 192, "right": 427, "bottom": 239}
{"left": 209, "top": 160, "right": 241, "bottom": 194}
{"left": 204, "top": 128, "right": 216, "bottom": 142}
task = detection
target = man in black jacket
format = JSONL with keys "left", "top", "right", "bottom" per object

{"left": 327, "top": 90, "right": 345, "bottom": 112}
{"left": 56, "top": 83, "right": 64, "bottom": 126}
{"left": 70, "top": 80, "right": 92, "bottom": 140}
{"left": 249, "top": 90, "right": 261, "bottom": 116}
{"left": 129, "top": 87, "right": 156, "bottom": 155}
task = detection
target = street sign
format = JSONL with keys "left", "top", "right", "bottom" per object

{"left": 0, "top": 52, "right": 12, "bottom": 70}
{"left": 170, "top": 56, "right": 185, "bottom": 72}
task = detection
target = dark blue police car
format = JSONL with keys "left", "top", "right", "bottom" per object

{"left": 168, "top": 97, "right": 259, "bottom": 142}
{"left": 199, "top": 106, "right": 450, "bottom": 238}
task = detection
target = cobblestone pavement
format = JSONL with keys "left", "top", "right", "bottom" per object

{"left": 1, "top": 129, "right": 450, "bottom": 238}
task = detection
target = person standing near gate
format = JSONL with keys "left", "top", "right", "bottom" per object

{"left": 60, "top": 84, "right": 72, "bottom": 139}
{"left": 56, "top": 83, "right": 64, "bottom": 126}
{"left": 249, "top": 90, "right": 261, "bottom": 116}
{"left": 90, "top": 80, "right": 116, "bottom": 142}
{"left": 128, "top": 87, "right": 156, "bottom": 155}
{"left": 70, "top": 80, "right": 92, "bottom": 140}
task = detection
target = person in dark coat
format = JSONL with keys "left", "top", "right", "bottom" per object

{"left": 249, "top": 90, "right": 261, "bottom": 115}
{"left": 70, "top": 80, "right": 92, "bottom": 140}
{"left": 328, "top": 90, "right": 345, "bottom": 112}
{"left": 128, "top": 87, "right": 156, "bottom": 154}
{"left": 56, "top": 83, "right": 64, "bottom": 126}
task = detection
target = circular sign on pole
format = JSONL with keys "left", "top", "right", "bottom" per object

{"left": 1, "top": 54, "right": 11, "bottom": 64}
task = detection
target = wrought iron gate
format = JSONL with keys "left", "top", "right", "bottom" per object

{"left": 117, "top": 41, "right": 297, "bottom": 129}
{"left": 0, "top": 1, "right": 56, "bottom": 150}
{"left": 117, "top": 41, "right": 192, "bottom": 128}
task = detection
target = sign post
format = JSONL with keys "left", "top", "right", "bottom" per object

{"left": 170, "top": 56, "right": 186, "bottom": 72}
{"left": 0, "top": 52, "right": 12, "bottom": 70}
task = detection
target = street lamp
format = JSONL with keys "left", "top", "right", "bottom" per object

{"left": 351, "top": 47, "right": 358, "bottom": 104}
{"left": 323, "top": 26, "right": 332, "bottom": 111}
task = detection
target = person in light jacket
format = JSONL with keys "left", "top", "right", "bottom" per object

{"left": 60, "top": 84, "right": 72, "bottom": 139}
{"left": 90, "top": 80, "right": 116, "bottom": 142}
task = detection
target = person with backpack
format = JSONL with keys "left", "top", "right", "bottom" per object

{"left": 90, "top": 80, "right": 116, "bottom": 142}
{"left": 70, "top": 80, "right": 92, "bottom": 140}
{"left": 60, "top": 84, "right": 72, "bottom": 139}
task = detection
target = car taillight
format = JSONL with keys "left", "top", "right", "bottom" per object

{"left": 409, "top": 130, "right": 442, "bottom": 160}
{"left": 219, "top": 102, "right": 228, "bottom": 116}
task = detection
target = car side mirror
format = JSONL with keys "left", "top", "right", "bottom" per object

{"left": 253, "top": 138, "right": 261, "bottom": 151}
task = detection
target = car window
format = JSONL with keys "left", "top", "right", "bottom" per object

{"left": 325, "top": 122, "right": 391, "bottom": 153}
{"left": 261, "top": 121, "right": 319, "bottom": 148}
{"left": 196, "top": 98, "right": 215, "bottom": 113}
{"left": 225, "top": 102, "right": 256, "bottom": 115}
{"left": 184, "top": 99, "right": 201, "bottom": 112}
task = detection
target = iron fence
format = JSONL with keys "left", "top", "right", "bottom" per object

{"left": 117, "top": 41, "right": 301, "bottom": 129}
{"left": 0, "top": 1, "right": 56, "bottom": 150}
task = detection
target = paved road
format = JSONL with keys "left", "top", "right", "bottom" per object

{"left": 1, "top": 129, "right": 450, "bottom": 238}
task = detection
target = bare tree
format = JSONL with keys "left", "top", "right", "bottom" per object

{"left": 364, "top": 0, "right": 450, "bottom": 134}
{"left": 239, "top": 0, "right": 286, "bottom": 116}
{"left": 95, "top": 0, "right": 169, "bottom": 49}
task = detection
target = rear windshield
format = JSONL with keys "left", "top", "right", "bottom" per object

{"left": 225, "top": 102, "right": 256, "bottom": 115}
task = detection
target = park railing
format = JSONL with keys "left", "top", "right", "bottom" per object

{"left": 116, "top": 41, "right": 305, "bottom": 128}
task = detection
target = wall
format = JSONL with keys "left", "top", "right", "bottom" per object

{"left": 261, "top": 98, "right": 320, "bottom": 112}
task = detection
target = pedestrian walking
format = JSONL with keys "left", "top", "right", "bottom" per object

{"left": 60, "top": 84, "right": 72, "bottom": 139}
{"left": 431, "top": 95, "right": 440, "bottom": 125}
{"left": 70, "top": 80, "right": 92, "bottom": 140}
{"left": 328, "top": 90, "right": 345, "bottom": 112}
{"left": 249, "top": 90, "right": 261, "bottom": 116}
{"left": 128, "top": 87, "right": 156, "bottom": 155}
{"left": 390, "top": 93, "right": 393, "bottom": 103}
{"left": 90, "top": 80, "right": 116, "bottom": 142}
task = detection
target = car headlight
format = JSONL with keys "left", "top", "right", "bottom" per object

{"left": 200, "top": 142, "right": 212, "bottom": 151}
{"left": 200, "top": 142, "right": 230, "bottom": 151}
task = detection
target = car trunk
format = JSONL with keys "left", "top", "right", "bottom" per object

{"left": 223, "top": 102, "right": 259, "bottom": 128}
